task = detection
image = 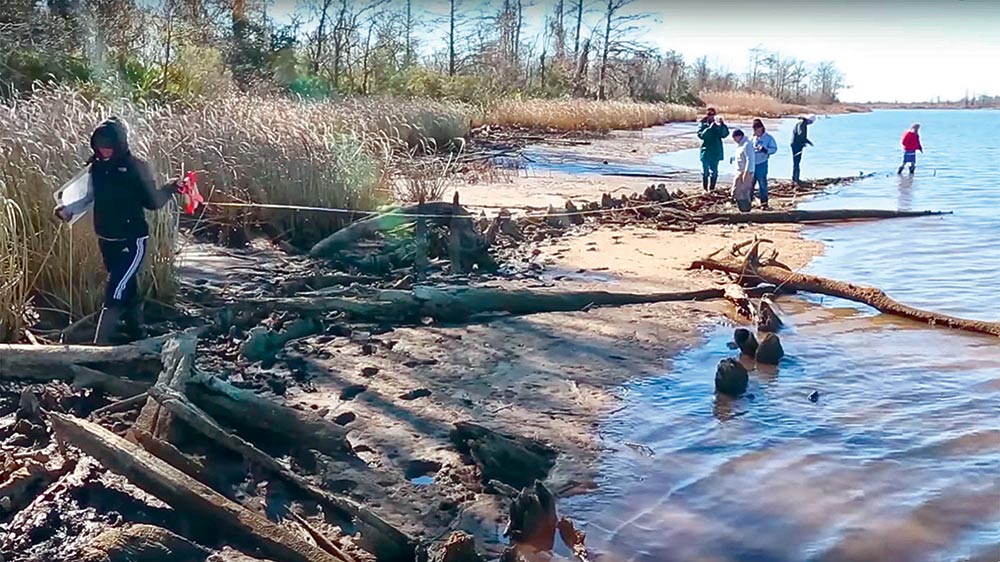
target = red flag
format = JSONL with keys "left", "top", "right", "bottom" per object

{"left": 178, "top": 171, "right": 203, "bottom": 215}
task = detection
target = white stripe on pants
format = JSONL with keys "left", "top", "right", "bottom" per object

{"left": 113, "top": 236, "right": 147, "bottom": 301}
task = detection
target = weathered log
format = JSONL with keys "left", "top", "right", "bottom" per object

{"left": 133, "top": 428, "right": 208, "bottom": 483}
{"left": 505, "top": 481, "right": 557, "bottom": 551}
{"left": 148, "top": 385, "right": 413, "bottom": 562}
{"left": 71, "top": 365, "right": 149, "bottom": 397}
{"left": 90, "top": 392, "right": 149, "bottom": 418}
{"left": 186, "top": 375, "right": 353, "bottom": 457}
{"left": 691, "top": 258, "right": 1000, "bottom": 337}
{"left": 450, "top": 422, "right": 557, "bottom": 489}
{"left": 698, "top": 208, "right": 950, "bottom": 225}
{"left": 79, "top": 523, "right": 209, "bottom": 562}
{"left": 257, "top": 286, "right": 732, "bottom": 325}
{"left": 132, "top": 332, "right": 198, "bottom": 440}
{"left": 47, "top": 412, "right": 347, "bottom": 562}
{"left": 0, "top": 335, "right": 168, "bottom": 381}
{"left": 242, "top": 318, "right": 323, "bottom": 363}
{"left": 310, "top": 202, "right": 472, "bottom": 258}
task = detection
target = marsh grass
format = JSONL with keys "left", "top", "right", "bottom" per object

{"left": 483, "top": 99, "right": 698, "bottom": 132}
{"left": 700, "top": 91, "right": 814, "bottom": 118}
{"left": 0, "top": 87, "right": 475, "bottom": 341}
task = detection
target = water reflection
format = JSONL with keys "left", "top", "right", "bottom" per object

{"left": 896, "top": 173, "right": 914, "bottom": 210}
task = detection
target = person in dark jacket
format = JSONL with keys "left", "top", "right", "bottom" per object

{"left": 790, "top": 115, "right": 815, "bottom": 185}
{"left": 55, "top": 117, "right": 180, "bottom": 344}
{"left": 697, "top": 107, "right": 729, "bottom": 191}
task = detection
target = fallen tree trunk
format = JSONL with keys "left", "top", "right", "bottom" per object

{"left": 70, "top": 365, "right": 149, "bottom": 397}
{"left": 309, "top": 201, "right": 471, "bottom": 258}
{"left": 451, "top": 422, "right": 557, "bottom": 489}
{"left": 692, "top": 258, "right": 1000, "bottom": 337}
{"left": 48, "top": 412, "right": 348, "bottom": 562}
{"left": 697, "top": 208, "right": 950, "bottom": 225}
{"left": 265, "top": 286, "right": 732, "bottom": 325}
{"left": 149, "top": 385, "right": 412, "bottom": 562}
{"left": 0, "top": 336, "right": 169, "bottom": 381}
{"left": 186, "top": 375, "right": 353, "bottom": 457}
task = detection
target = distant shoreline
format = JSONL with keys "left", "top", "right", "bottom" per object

{"left": 861, "top": 102, "right": 1000, "bottom": 110}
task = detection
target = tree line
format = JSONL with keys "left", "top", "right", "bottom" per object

{"left": 1, "top": 0, "right": 847, "bottom": 105}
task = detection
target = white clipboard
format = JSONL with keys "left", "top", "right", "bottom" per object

{"left": 53, "top": 167, "right": 92, "bottom": 225}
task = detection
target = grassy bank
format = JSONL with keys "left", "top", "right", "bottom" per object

{"left": 482, "top": 99, "right": 698, "bottom": 132}
{"left": 0, "top": 88, "right": 473, "bottom": 341}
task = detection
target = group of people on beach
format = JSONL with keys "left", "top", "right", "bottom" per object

{"left": 697, "top": 108, "right": 924, "bottom": 212}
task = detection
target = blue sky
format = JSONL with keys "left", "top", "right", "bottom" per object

{"left": 272, "top": 0, "right": 1000, "bottom": 103}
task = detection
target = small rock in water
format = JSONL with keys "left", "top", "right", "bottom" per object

{"left": 808, "top": 390, "right": 820, "bottom": 403}
{"left": 734, "top": 328, "right": 758, "bottom": 356}
{"left": 756, "top": 333, "right": 784, "bottom": 365}
{"left": 715, "top": 358, "right": 749, "bottom": 397}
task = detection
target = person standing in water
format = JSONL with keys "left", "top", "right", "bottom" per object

{"left": 791, "top": 115, "right": 815, "bottom": 185}
{"left": 897, "top": 123, "right": 923, "bottom": 174}
{"left": 54, "top": 118, "right": 181, "bottom": 344}
{"left": 751, "top": 118, "right": 778, "bottom": 209}
{"left": 730, "top": 129, "right": 756, "bottom": 213}
{"left": 697, "top": 107, "right": 729, "bottom": 192}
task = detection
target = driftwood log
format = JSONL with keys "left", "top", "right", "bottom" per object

{"left": 70, "top": 365, "right": 149, "bottom": 397}
{"left": 450, "top": 422, "right": 557, "bottom": 489}
{"left": 265, "top": 286, "right": 733, "bottom": 325}
{"left": 186, "top": 375, "right": 354, "bottom": 457}
{"left": 48, "top": 412, "right": 349, "bottom": 562}
{"left": 692, "top": 257, "right": 1000, "bottom": 337}
{"left": 697, "top": 208, "right": 950, "bottom": 225}
{"left": 310, "top": 201, "right": 471, "bottom": 258}
{"left": 0, "top": 335, "right": 169, "bottom": 381}
{"left": 132, "top": 332, "right": 198, "bottom": 440}
{"left": 148, "top": 385, "right": 412, "bottom": 562}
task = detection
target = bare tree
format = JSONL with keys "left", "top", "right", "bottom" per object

{"left": 597, "top": 0, "right": 649, "bottom": 100}
{"left": 572, "top": 0, "right": 584, "bottom": 57}
{"left": 449, "top": 0, "right": 457, "bottom": 75}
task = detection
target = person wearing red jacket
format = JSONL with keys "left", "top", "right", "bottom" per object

{"left": 897, "top": 123, "right": 923, "bottom": 174}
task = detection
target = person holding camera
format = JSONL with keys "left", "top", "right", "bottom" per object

{"left": 751, "top": 118, "right": 778, "bottom": 209}
{"left": 697, "top": 107, "right": 730, "bottom": 192}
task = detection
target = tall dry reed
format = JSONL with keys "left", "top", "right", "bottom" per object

{"left": 0, "top": 87, "right": 476, "bottom": 341}
{"left": 700, "top": 91, "right": 814, "bottom": 118}
{"left": 483, "top": 99, "right": 698, "bottom": 131}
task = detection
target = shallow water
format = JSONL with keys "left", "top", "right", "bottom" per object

{"left": 562, "top": 110, "right": 1000, "bottom": 562}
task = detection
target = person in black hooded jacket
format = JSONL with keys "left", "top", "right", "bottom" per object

{"left": 55, "top": 117, "right": 180, "bottom": 344}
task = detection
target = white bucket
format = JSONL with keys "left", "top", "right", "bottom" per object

{"left": 53, "top": 168, "right": 92, "bottom": 225}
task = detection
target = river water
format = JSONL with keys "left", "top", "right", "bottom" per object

{"left": 561, "top": 110, "right": 1000, "bottom": 562}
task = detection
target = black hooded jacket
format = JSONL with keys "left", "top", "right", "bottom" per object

{"left": 88, "top": 118, "right": 174, "bottom": 239}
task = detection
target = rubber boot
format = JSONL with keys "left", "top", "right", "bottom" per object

{"left": 760, "top": 199, "right": 770, "bottom": 210}
{"left": 909, "top": 166, "right": 916, "bottom": 175}
{"left": 702, "top": 175, "right": 709, "bottom": 191}
{"left": 93, "top": 305, "right": 123, "bottom": 345}
{"left": 709, "top": 176, "right": 718, "bottom": 191}
{"left": 122, "top": 302, "right": 148, "bottom": 342}
{"left": 897, "top": 165, "right": 904, "bottom": 175}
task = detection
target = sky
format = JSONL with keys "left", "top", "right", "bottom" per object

{"left": 272, "top": 0, "right": 1000, "bottom": 103}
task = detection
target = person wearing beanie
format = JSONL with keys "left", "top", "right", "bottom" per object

{"left": 897, "top": 123, "right": 923, "bottom": 174}
{"left": 54, "top": 117, "right": 181, "bottom": 344}
{"left": 750, "top": 118, "right": 778, "bottom": 209}
{"left": 696, "top": 107, "right": 729, "bottom": 192}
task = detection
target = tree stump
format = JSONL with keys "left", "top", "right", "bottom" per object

{"left": 756, "top": 333, "right": 785, "bottom": 365}
{"left": 505, "top": 481, "right": 557, "bottom": 551}
{"left": 431, "top": 531, "right": 484, "bottom": 562}
{"left": 733, "top": 328, "right": 758, "bottom": 357}
{"left": 715, "top": 358, "right": 748, "bottom": 397}
{"left": 450, "top": 422, "right": 557, "bottom": 489}
{"left": 79, "top": 524, "right": 209, "bottom": 562}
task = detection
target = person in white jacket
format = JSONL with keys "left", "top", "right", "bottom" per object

{"left": 751, "top": 118, "right": 778, "bottom": 209}
{"left": 731, "top": 129, "right": 756, "bottom": 212}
